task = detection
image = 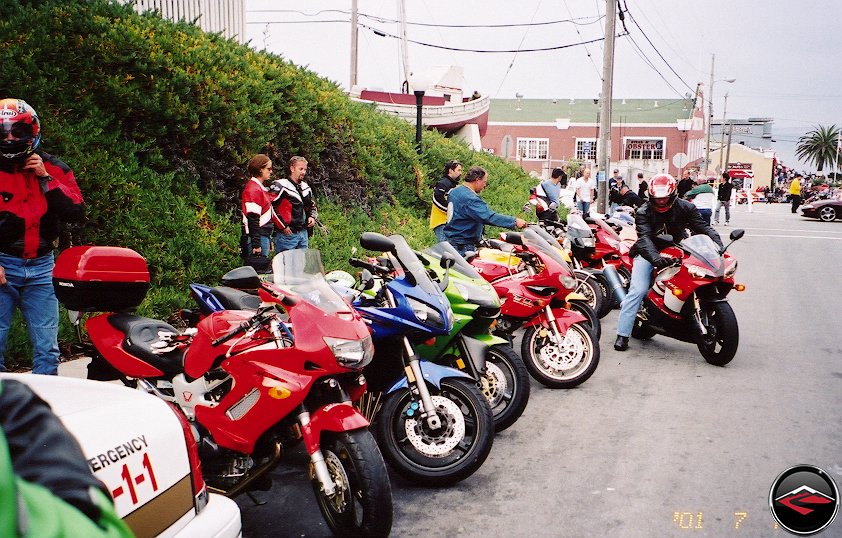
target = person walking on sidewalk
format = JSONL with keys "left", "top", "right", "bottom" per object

{"left": 574, "top": 168, "right": 596, "bottom": 217}
{"left": 429, "top": 160, "right": 462, "bottom": 242}
{"left": 714, "top": 172, "right": 733, "bottom": 225}
{"left": 789, "top": 174, "right": 803, "bottom": 214}
{"left": 0, "top": 99, "right": 85, "bottom": 375}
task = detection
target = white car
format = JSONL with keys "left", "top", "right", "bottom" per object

{"left": 1, "top": 373, "right": 242, "bottom": 538}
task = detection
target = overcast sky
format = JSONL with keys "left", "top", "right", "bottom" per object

{"left": 245, "top": 0, "right": 842, "bottom": 172}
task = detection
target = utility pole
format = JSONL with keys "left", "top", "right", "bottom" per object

{"left": 350, "top": 0, "right": 358, "bottom": 89}
{"left": 596, "top": 0, "right": 616, "bottom": 214}
{"left": 717, "top": 92, "right": 729, "bottom": 172}
{"left": 704, "top": 54, "right": 715, "bottom": 177}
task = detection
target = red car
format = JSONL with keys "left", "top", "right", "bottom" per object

{"left": 800, "top": 198, "right": 842, "bottom": 221}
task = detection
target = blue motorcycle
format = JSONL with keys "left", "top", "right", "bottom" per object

{"left": 346, "top": 232, "right": 495, "bottom": 486}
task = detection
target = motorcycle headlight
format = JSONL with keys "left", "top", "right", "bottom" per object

{"left": 686, "top": 264, "right": 715, "bottom": 279}
{"left": 559, "top": 275, "right": 577, "bottom": 289}
{"left": 407, "top": 297, "right": 446, "bottom": 329}
{"left": 453, "top": 281, "right": 500, "bottom": 308}
{"left": 724, "top": 259, "right": 738, "bottom": 278}
{"left": 324, "top": 335, "right": 374, "bottom": 368}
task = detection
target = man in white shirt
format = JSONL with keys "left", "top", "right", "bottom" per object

{"left": 574, "top": 168, "right": 596, "bottom": 217}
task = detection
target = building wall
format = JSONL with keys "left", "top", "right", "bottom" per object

{"left": 123, "top": 0, "right": 246, "bottom": 43}
{"left": 709, "top": 144, "right": 775, "bottom": 188}
{"left": 483, "top": 122, "right": 705, "bottom": 179}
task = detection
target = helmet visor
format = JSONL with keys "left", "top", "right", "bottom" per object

{"left": 651, "top": 196, "right": 673, "bottom": 211}
{"left": 0, "top": 122, "right": 34, "bottom": 140}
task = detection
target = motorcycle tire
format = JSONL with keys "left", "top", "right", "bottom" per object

{"left": 375, "top": 378, "right": 494, "bottom": 486}
{"left": 695, "top": 301, "right": 739, "bottom": 366}
{"left": 312, "top": 430, "right": 393, "bottom": 537}
{"left": 482, "top": 344, "right": 531, "bottom": 432}
{"left": 568, "top": 300, "right": 601, "bottom": 341}
{"left": 521, "top": 323, "right": 599, "bottom": 389}
{"left": 572, "top": 270, "right": 607, "bottom": 320}
{"left": 591, "top": 272, "right": 615, "bottom": 319}
{"left": 631, "top": 317, "right": 656, "bottom": 340}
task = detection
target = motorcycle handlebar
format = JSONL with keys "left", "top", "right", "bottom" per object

{"left": 349, "top": 257, "right": 390, "bottom": 276}
{"left": 211, "top": 321, "right": 249, "bottom": 347}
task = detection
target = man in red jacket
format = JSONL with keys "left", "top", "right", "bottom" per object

{"left": 0, "top": 99, "right": 85, "bottom": 374}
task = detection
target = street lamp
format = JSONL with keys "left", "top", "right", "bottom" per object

{"left": 703, "top": 54, "right": 735, "bottom": 177}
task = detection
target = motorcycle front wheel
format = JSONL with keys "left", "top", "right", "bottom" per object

{"left": 313, "top": 430, "right": 393, "bottom": 537}
{"left": 573, "top": 270, "right": 607, "bottom": 319}
{"left": 568, "top": 300, "right": 601, "bottom": 341}
{"left": 375, "top": 378, "right": 494, "bottom": 486}
{"left": 481, "top": 344, "right": 530, "bottom": 432}
{"left": 695, "top": 301, "right": 739, "bottom": 366}
{"left": 521, "top": 323, "right": 599, "bottom": 388}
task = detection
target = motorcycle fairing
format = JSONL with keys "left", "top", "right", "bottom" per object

{"left": 522, "top": 307, "right": 587, "bottom": 332}
{"left": 384, "top": 360, "right": 474, "bottom": 394}
{"left": 301, "top": 403, "right": 370, "bottom": 454}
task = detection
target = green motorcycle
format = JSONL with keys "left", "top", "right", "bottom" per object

{"left": 416, "top": 242, "right": 530, "bottom": 433}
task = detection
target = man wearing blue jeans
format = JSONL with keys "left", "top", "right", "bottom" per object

{"left": 614, "top": 173, "right": 721, "bottom": 352}
{"left": 270, "top": 156, "right": 317, "bottom": 252}
{"left": 0, "top": 99, "right": 85, "bottom": 374}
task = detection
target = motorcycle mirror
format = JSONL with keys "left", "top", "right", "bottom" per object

{"left": 502, "top": 232, "right": 523, "bottom": 245}
{"left": 729, "top": 229, "right": 745, "bottom": 241}
{"left": 439, "top": 254, "right": 455, "bottom": 270}
{"left": 360, "top": 232, "right": 396, "bottom": 253}
{"left": 221, "top": 266, "right": 261, "bottom": 290}
{"left": 359, "top": 269, "right": 375, "bottom": 291}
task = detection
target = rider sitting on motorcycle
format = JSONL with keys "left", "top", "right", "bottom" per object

{"left": 614, "top": 173, "right": 723, "bottom": 351}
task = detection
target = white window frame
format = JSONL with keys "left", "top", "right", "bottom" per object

{"left": 624, "top": 137, "right": 666, "bottom": 160}
{"left": 575, "top": 138, "right": 598, "bottom": 161}
{"left": 516, "top": 137, "right": 549, "bottom": 161}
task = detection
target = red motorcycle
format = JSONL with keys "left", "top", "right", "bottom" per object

{"left": 53, "top": 246, "right": 393, "bottom": 536}
{"left": 631, "top": 229, "right": 746, "bottom": 366}
{"left": 469, "top": 228, "right": 600, "bottom": 388}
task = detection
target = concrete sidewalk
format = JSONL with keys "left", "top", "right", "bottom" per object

{"left": 57, "top": 357, "right": 91, "bottom": 379}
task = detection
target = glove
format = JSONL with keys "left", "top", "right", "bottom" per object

{"left": 653, "top": 256, "right": 678, "bottom": 269}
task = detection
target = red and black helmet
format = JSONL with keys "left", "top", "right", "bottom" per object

{"left": 0, "top": 98, "right": 41, "bottom": 161}
{"left": 648, "top": 173, "right": 678, "bottom": 213}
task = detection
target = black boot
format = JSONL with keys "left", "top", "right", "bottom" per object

{"left": 614, "top": 335, "right": 629, "bottom": 351}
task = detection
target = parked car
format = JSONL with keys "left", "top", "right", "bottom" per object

{"left": 800, "top": 198, "right": 842, "bottom": 222}
{"left": 0, "top": 373, "right": 242, "bottom": 538}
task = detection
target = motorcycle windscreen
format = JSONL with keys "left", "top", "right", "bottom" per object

{"left": 272, "top": 249, "right": 352, "bottom": 314}
{"left": 679, "top": 235, "right": 725, "bottom": 276}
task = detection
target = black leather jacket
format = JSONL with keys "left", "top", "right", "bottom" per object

{"left": 630, "top": 198, "right": 723, "bottom": 263}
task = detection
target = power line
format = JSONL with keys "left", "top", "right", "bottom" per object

{"left": 360, "top": 22, "right": 615, "bottom": 53}
{"left": 246, "top": 9, "right": 605, "bottom": 29}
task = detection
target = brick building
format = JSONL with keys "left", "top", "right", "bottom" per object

{"left": 482, "top": 89, "right": 707, "bottom": 190}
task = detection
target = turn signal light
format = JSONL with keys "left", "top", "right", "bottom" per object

{"left": 423, "top": 337, "right": 437, "bottom": 346}
{"left": 734, "top": 283, "right": 746, "bottom": 292}
{"left": 672, "top": 288, "right": 683, "bottom": 296}
{"left": 267, "top": 386, "right": 292, "bottom": 399}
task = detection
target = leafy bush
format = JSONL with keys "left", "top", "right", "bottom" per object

{"left": 0, "top": 0, "right": 533, "bottom": 368}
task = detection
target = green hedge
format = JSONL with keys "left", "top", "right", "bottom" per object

{"left": 0, "top": 0, "right": 536, "bottom": 368}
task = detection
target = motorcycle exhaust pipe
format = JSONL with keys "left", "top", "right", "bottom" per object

{"left": 602, "top": 265, "right": 627, "bottom": 304}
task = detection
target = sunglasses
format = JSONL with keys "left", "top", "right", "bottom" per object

{"left": 0, "top": 122, "right": 34, "bottom": 140}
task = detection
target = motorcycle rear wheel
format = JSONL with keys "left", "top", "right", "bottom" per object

{"left": 695, "top": 302, "right": 739, "bottom": 366}
{"left": 482, "top": 344, "right": 530, "bottom": 432}
{"left": 313, "top": 430, "right": 393, "bottom": 537}
{"left": 521, "top": 323, "right": 599, "bottom": 388}
{"left": 375, "top": 379, "right": 494, "bottom": 486}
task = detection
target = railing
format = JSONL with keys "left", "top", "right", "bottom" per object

{"left": 122, "top": 0, "right": 246, "bottom": 43}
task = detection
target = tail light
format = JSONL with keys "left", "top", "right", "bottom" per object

{"left": 167, "top": 402, "right": 209, "bottom": 512}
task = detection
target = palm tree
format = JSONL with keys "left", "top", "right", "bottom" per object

{"left": 796, "top": 124, "right": 840, "bottom": 173}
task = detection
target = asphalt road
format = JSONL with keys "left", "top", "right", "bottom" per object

{"left": 236, "top": 202, "right": 842, "bottom": 537}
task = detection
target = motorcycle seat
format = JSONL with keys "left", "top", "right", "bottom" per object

{"left": 107, "top": 313, "right": 185, "bottom": 376}
{"left": 210, "top": 286, "right": 261, "bottom": 312}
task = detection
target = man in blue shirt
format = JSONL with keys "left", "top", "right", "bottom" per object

{"left": 444, "top": 166, "right": 526, "bottom": 256}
